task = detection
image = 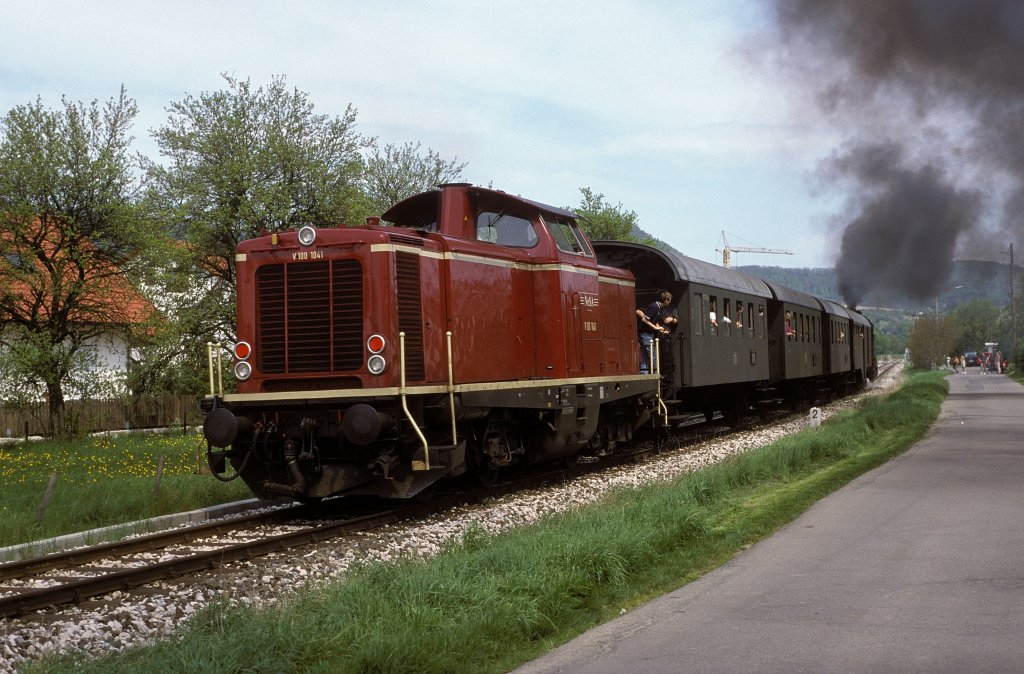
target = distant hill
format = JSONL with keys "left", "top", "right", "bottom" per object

{"left": 736, "top": 260, "right": 1015, "bottom": 312}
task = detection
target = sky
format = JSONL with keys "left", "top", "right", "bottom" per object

{"left": 0, "top": 0, "right": 877, "bottom": 269}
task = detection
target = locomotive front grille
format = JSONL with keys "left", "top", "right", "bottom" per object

{"left": 256, "top": 260, "right": 363, "bottom": 374}
{"left": 396, "top": 252, "right": 424, "bottom": 380}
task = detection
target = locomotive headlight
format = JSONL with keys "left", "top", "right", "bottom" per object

{"left": 366, "top": 334, "right": 386, "bottom": 353}
{"left": 234, "top": 361, "right": 252, "bottom": 381}
{"left": 233, "top": 341, "right": 252, "bottom": 361}
{"left": 367, "top": 354, "right": 386, "bottom": 375}
{"left": 297, "top": 225, "right": 317, "bottom": 247}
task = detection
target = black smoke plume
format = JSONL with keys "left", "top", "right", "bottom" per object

{"left": 755, "top": 0, "right": 1024, "bottom": 306}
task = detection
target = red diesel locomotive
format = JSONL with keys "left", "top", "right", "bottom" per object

{"left": 201, "top": 184, "right": 663, "bottom": 501}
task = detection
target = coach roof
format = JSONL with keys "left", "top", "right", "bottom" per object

{"left": 765, "top": 281, "right": 821, "bottom": 310}
{"left": 592, "top": 241, "right": 772, "bottom": 298}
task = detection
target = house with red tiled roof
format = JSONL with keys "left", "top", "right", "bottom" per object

{"left": 0, "top": 218, "right": 158, "bottom": 401}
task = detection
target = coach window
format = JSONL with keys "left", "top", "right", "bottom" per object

{"left": 476, "top": 211, "right": 538, "bottom": 247}
{"left": 709, "top": 296, "right": 719, "bottom": 335}
{"left": 758, "top": 304, "right": 766, "bottom": 339}
{"left": 723, "top": 299, "right": 733, "bottom": 336}
{"left": 695, "top": 294, "right": 704, "bottom": 335}
{"left": 747, "top": 302, "right": 755, "bottom": 338}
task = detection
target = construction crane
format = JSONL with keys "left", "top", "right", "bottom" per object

{"left": 715, "top": 231, "right": 793, "bottom": 268}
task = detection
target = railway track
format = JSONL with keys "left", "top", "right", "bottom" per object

{"left": 1, "top": 371, "right": 894, "bottom": 621}
{"left": 0, "top": 448, "right": 661, "bottom": 620}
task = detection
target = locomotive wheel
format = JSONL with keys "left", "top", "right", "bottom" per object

{"left": 472, "top": 419, "right": 509, "bottom": 487}
{"left": 472, "top": 452, "right": 500, "bottom": 487}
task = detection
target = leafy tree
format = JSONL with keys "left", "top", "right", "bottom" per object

{"left": 569, "top": 187, "right": 642, "bottom": 242}
{"left": 365, "top": 141, "right": 466, "bottom": 215}
{"left": 947, "top": 298, "right": 1000, "bottom": 353}
{"left": 140, "top": 74, "right": 371, "bottom": 390}
{"left": 0, "top": 88, "right": 152, "bottom": 436}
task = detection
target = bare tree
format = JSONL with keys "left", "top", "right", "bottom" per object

{"left": 907, "top": 314, "right": 960, "bottom": 370}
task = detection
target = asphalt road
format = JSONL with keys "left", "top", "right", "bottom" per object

{"left": 515, "top": 371, "right": 1024, "bottom": 673}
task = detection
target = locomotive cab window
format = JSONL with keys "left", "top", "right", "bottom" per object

{"left": 476, "top": 211, "right": 539, "bottom": 248}
{"left": 544, "top": 216, "right": 593, "bottom": 256}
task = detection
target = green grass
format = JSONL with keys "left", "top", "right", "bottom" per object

{"left": 29, "top": 370, "right": 948, "bottom": 674}
{"left": 0, "top": 431, "right": 252, "bottom": 548}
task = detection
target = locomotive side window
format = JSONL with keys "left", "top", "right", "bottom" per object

{"left": 476, "top": 211, "right": 538, "bottom": 248}
{"left": 570, "top": 222, "right": 594, "bottom": 256}
{"left": 544, "top": 216, "right": 592, "bottom": 256}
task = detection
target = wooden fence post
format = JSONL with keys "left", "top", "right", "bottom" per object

{"left": 36, "top": 470, "right": 58, "bottom": 523}
{"left": 153, "top": 454, "right": 165, "bottom": 497}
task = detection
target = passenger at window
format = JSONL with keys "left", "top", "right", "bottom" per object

{"left": 785, "top": 311, "right": 796, "bottom": 338}
{"left": 736, "top": 303, "right": 744, "bottom": 329}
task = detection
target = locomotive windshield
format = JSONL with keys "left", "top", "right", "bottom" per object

{"left": 475, "top": 211, "right": 538, "bottom": 247}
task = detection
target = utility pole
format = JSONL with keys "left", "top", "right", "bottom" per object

{"left": 1012, "top": 244, "right": 1017, "bottom": 363}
